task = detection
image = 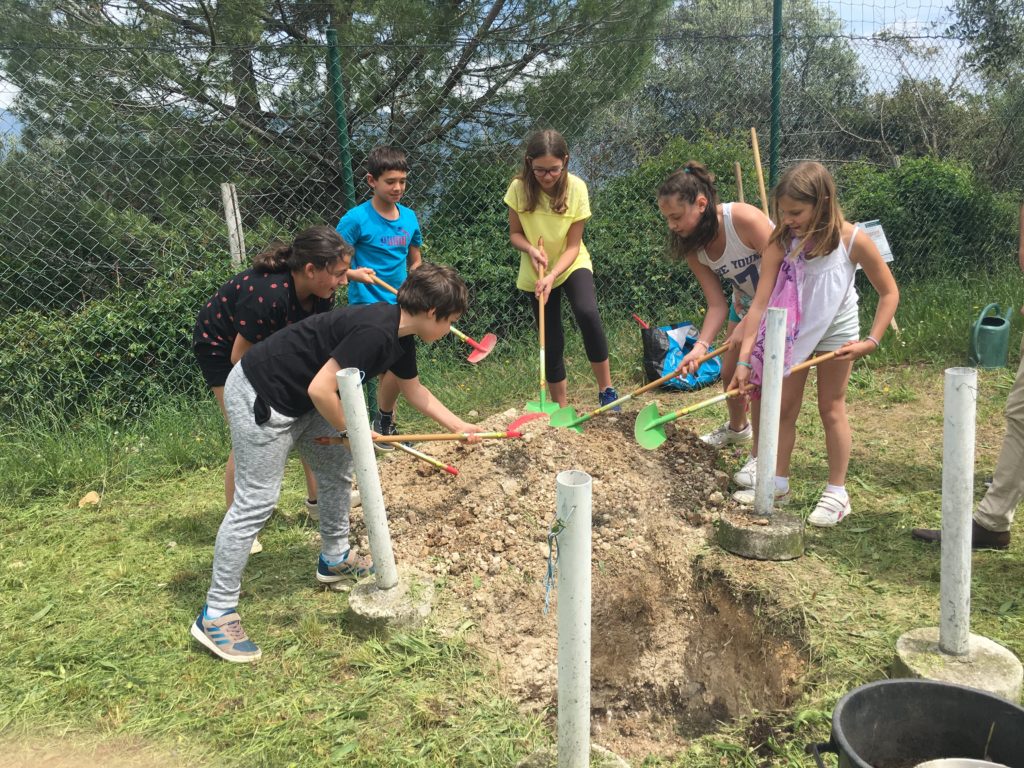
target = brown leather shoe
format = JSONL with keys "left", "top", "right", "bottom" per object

{"left": 911, "top": 521, "right": 1011, "bottom": 550}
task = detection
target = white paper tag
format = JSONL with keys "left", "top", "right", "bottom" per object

{"left": 858, "top": 219, "right": 893, "bottom": 265}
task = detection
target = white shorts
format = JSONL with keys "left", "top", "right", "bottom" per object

{"left": 814, "top": 304, "right": 859, "bottom": 353}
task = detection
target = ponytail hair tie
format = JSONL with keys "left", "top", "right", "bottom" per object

{"left": 683, "top": 167, "right": 691, "bottom": 174}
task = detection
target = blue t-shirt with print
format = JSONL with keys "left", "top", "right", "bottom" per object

{"left": 337, "top": 200, "right": 422, "bottom": 305}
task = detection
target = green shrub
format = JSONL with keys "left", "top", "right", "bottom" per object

{"left": 0, "top": 265, "right": 231, "bottom": 424}
{"left": 838, "top": 156, "right": 1018, "bottom": 280}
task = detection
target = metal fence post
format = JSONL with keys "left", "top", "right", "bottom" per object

{"left": 326, "top": 28, "right": 356, "bottom": 212}
{"left": 769, "top": 0, "right": 783, "bottom": 188}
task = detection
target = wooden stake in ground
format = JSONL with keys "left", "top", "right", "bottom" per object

{"left": 734, "top": 161, "right": 745, "bottom": 203}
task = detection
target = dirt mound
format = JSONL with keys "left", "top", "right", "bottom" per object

{"left": 371, "top": 408, "right": 804, "bottom": 761}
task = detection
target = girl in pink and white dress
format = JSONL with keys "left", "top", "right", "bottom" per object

{"left": 730, "top": 161, "right": 899, "bottom": 527}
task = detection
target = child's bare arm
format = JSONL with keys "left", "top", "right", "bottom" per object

{"left": 307, "top": 358, "right": 347, "bottom": 433}
{"left": 684, "top": 254, "right": 729, "bottom": 368}
{"left": 407, "top": 245, "right": 422, "bottom": 272}
{"left": 838, "top": 233, "right": 899, "bottom": 359}
{"left": 508, "top": 209, "right": 545, "bottom": 271}
{"left": 398, "top": 376, "right": 480, "bottom": 436}
{"left": 230, "top": 334, "right": 254, "bottom": 365}
{"left": 731, "top": 202, "right": 775, "bottom": 253}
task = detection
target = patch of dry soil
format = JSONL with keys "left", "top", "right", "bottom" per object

{"left": 360, "top": 409, "right": 805, "bottom": 761}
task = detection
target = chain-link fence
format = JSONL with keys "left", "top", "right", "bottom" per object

{"left": 2, "top": 0, "right": 1022, "bottom": 422}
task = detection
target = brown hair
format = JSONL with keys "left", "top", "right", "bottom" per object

{"left": 252, "top": 225, "right": 353, "bottom": 273}
{"left": 768, "top": 161, "right": 845, "bottom": 258}
{"left": 515, "top": 129, "right": 570, "bottom": 214}
{"left": 397, "top": 263, "right": 469, "bottom": 321}
{"left": 366, "top": 145, "right": 409, "bottom": 178}
{"left": 657, "top": 161, "right": 720, "bottom": 260}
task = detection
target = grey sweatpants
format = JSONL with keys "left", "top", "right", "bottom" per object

{"left": 206, "top": 365, "right": 353, "bottom": 611}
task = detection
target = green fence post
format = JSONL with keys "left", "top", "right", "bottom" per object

{"left": 326, "top": 28, "right": 356, "bottom": 211}
{"left": 769, "top": 0, "right": 783, "bottom": 188}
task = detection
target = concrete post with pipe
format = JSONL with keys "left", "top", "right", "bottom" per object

{"left": 716, "top": 307, "right": 804, "bottom": 561}
{"left": 754, "top": 307, "right": 786, "bottom": 516}
{"left": 337, "top": 367, "right": 434, "bottom": 634}
{"left": 894, "top": 366, "right": 1022, "bottom": 701}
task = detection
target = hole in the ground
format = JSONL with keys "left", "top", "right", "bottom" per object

{"left": 588, "top": 569, "right": 805, "bottom": 758}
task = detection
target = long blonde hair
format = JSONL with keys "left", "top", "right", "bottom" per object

{"left": 768, "top": 161, "right": 845, "bottom": 258}
{"left": 515, "top": 129, "right": 570, "bottom": 214}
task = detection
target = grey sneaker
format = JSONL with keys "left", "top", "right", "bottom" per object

{"left": 733, "top": 455, "right": 757, "bottom": 488}
{"left": 701, "top": 421, "right": 752, "bottom": 447}
{"left": 372, "top": 412, "right": 397, "bottom": 453}
{"left": 190, "top": 608, "right": 262, "bottom": 663}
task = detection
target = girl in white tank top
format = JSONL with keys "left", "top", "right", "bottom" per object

{"left": 731, "top": 162, "right": 899, "bottom": 528}
{"left": 657, "top": 162, "right": 775, "bottom": 448}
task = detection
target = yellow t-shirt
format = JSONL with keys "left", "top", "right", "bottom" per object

{"left": 504, "top": 173, "right": 593, "bottom": 292}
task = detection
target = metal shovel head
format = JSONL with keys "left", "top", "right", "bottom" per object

{"left": 548, "top": 405, "right": 584, "bottom": 433}
{"left": 466, "top": 333, "right": 497, "bottom": 364}
{"left": 634, "top": 401, "right": 667, "bottom": 450}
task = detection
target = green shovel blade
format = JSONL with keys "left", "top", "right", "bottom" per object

{"left": 548, "top": 405, "right": 585, "bottom": 433}
{"left": 634, "top": 401, "right": 668, "bottom": 450}
{"left": 525, "top": 394, "right": 560, "bottom": 414}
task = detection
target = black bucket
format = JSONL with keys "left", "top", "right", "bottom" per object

{"left": 806, "top": 679, "right": 1024, "bottom": 768}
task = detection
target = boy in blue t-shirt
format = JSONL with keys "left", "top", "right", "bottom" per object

{"left": 337, "top": 146, "right": 422, "bottom": 446}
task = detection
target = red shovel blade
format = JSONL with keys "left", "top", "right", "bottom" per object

{"left": 466, "top": 333, "right": 497, "bottom": 364}
{"left": 508, "top": 412, "right": 546, "bottom": 432}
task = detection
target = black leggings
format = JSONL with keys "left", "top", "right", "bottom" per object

{"left": 528, "top": 268, "right": 609, "bottom": 383}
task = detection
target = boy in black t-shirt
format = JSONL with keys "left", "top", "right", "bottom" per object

{"left": 191, "top": 264, "right": 481, "bottom": 663}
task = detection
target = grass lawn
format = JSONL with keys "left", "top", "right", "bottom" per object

{"left": 1, "top": 352, "right": 1022, "bottom": 767}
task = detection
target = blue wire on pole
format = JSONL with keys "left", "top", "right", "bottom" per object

{"left": 543, "top": 502, "right": 576, "bottom": 614}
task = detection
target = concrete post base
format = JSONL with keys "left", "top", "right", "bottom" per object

{"left": 716, "top": 510, "right": 804, "bottom": 561}
{"left": 893, "top": 626, "right": 1023, "bottom": 703}
{"left": 517, "top": 743, "right": 629, "bottom": 768}
{"left": 346, "top": 565, "right": 434, "bottom": 636}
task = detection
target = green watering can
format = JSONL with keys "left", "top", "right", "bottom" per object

{"left": 969, "top": 303, "right": 1014, "bottom": 369}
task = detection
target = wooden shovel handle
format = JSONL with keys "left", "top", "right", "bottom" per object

{"left": 751, "top": 127, "right": 769, "bottom": 217}
{"left": 371, "top": 275, "right": 399, "bottom": 294}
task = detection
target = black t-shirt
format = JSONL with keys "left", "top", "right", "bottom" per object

{"left": 192, "top": 268, "right": 334, "bottom": 360}
{"left": 242, "top": 303, "right": 417, "bottom": 417}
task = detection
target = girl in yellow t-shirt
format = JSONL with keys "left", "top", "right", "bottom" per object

{"left": 504, "top": 129, "right": 618, "bottom": 408}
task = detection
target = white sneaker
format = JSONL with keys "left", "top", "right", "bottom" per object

{"left": 807, "top": 491, "right": 852, "bottom": 527}
{"left": 732, "top": 456, "right": 757, "bottom": 488}
{"left": 732, "top": 486, "right": 791, "bottom": 506}
{"left": 350, "top": 490, "right": 361, "bottom": 508}
{"left": 701, "top": 421, "right": 752, "bottom": 447}
{"left": 249, "top": 536, "right": 263, "bottom": 555}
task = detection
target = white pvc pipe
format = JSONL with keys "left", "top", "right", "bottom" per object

{"left": 556, "top": 470, "right": 592, "bottom": 768}
{"left": 939, "top": 366, "right": 977, "bottom": 656}
{"left": 336, "top": 368, "right": 398, "bottom": 590}
{"left": 754, "top": 308, "right": 786, "bottom": 516}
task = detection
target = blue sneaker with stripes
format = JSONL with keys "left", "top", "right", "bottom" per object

{"left": 598, "top": 387, "right": 621, "bottom": 412}
{"left": 190, "top": 607, "right": 262, "bottom": 663}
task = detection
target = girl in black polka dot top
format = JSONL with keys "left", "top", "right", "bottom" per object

{"left": 192, "top": 226, "right": 352, "bottom": 539}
